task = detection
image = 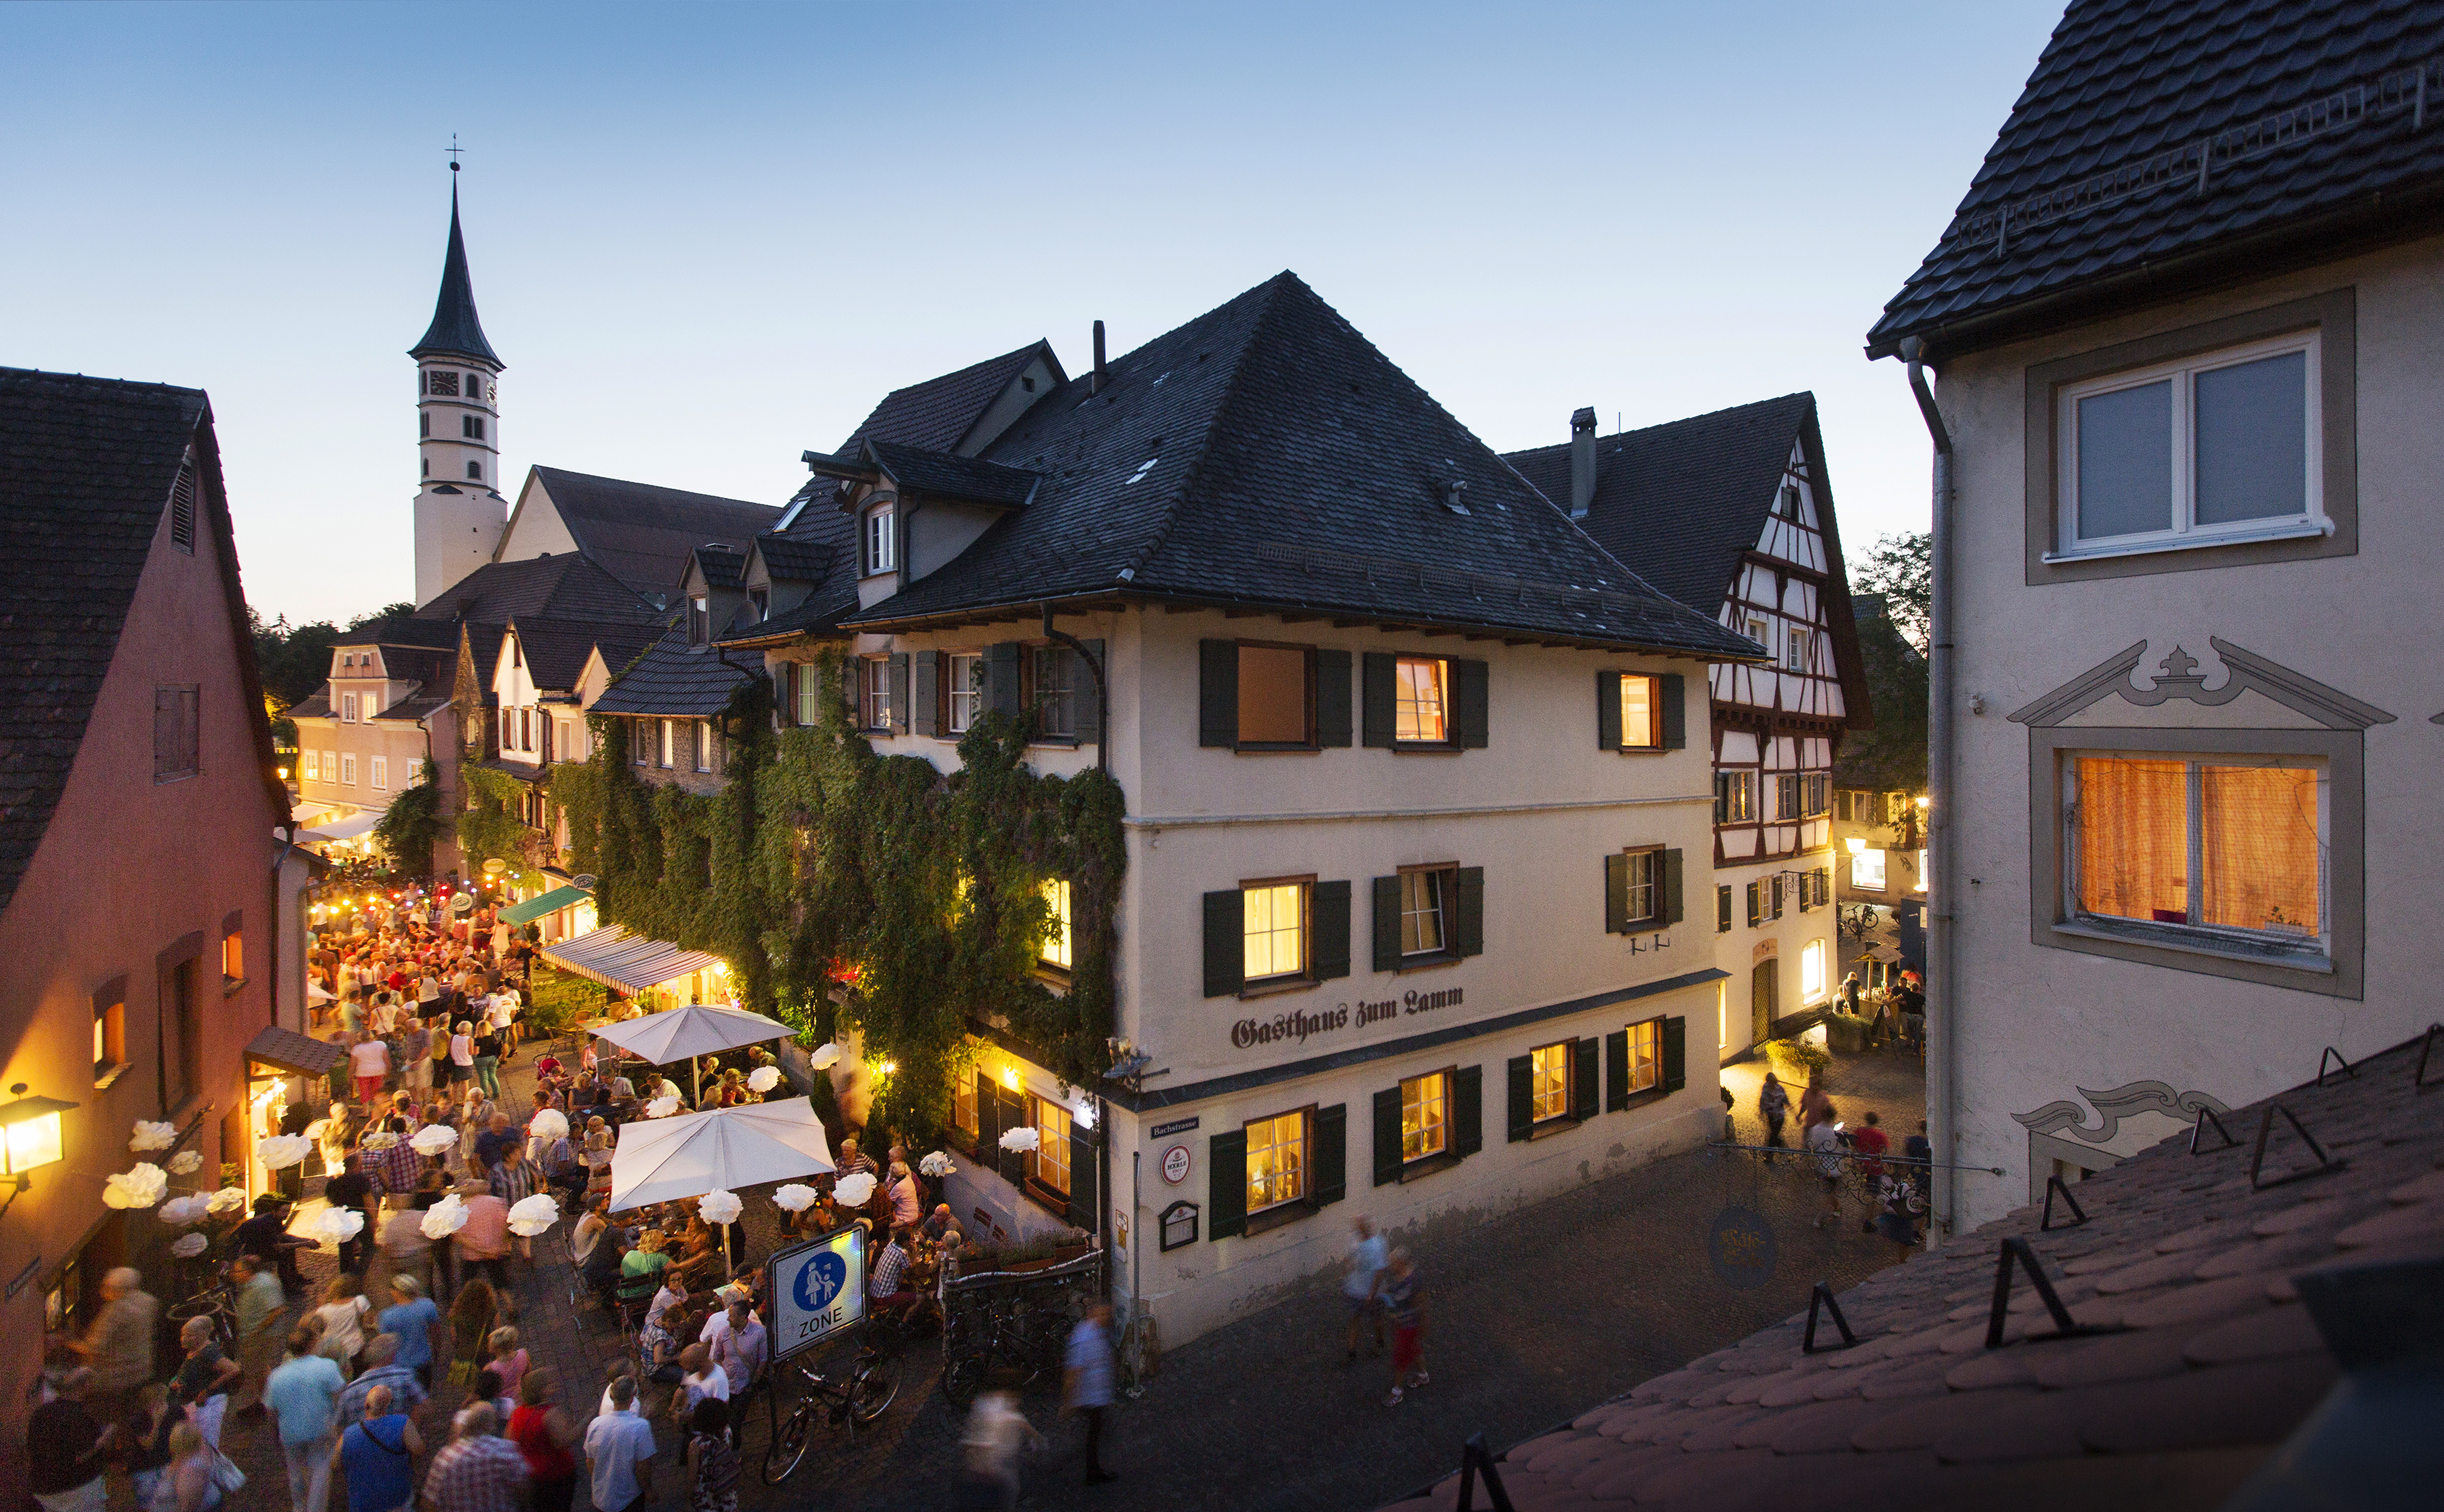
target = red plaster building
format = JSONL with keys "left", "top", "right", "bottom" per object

{"left": 0, "top": 370, "right": 291, "bottom": 1449}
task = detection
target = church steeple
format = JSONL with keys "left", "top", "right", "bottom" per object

{"left": 410, "top": 159, "right": 509, "bottom": 608}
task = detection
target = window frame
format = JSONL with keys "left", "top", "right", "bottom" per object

{"left": 338, "top": 754, "right": 357, "bottom": 786}
{"left": 1391, "top": 654, "right": 1455, "bottom": 748}
{"left": 1715, "top": 884, "right": 1732, "bottom": 934}
{"left": 1714, "top": 769, "right": 1756, "bottom": 825}
{"left": 1804, "top": 773, "right": 1829, "bottom": 818}
{"left": 369, "top": 756, "right": 388, "bottom": 791}
{"left": 1614, "top": 672, "right": 1663, "bottom": 752}
{"left": 1029, "top": 645, "right": 1078, "bottom": 741}
{"left": 860, "top": 656, "right": 892, "bottom": 733}
{"left": 1398, "top": 1067, "right": 1455, "bottom": 1167}
{"left": 1232, "top": 640, "right": 1318, "bottom": 752}
{"left": 1038, "top": 878, "right": 1074, "bottom": 977}
{"left": 92, "top": 981, "right": 127, "bottom": 1090}
{"left": 1851, "top": 848, "right": 1887, "bottom": 890}
{"left": 1617, "top": 846, "right": 1662, "bottom": 929}
{"left": 2026, "top": 289, "right": 2357, "bottom": 582}
{"left": 946, "top": 652, "right": 984, "bottom": 735}
{"left": 1025, "top": 1094, "right": 1073, "bottom": 1201}
{"left": 2027, "top": 724, "right": 2361, "bottom": 997}
{"left": 1242, "top": 1104, "right": 1313, "bottom": 1217}
{"left": 1527, "top": 1040, "right": 1575, "bottom": 1128}
{"left": 1783, "top": 626, "right": 1811, "bottom": 672}
{"left": 863, "top": 503, "right": 897, "bottom": 576}
{"left": 1776, "top": 773, "right": 1801, "bottom": 822}
{"left": 340, "top": 693, "right": 357, "bottom": 724}
{"left": 1800, "top": 939, "right": 1827, "bottom": 1004}
{"left": 1239, "top": 875, "right": 1314, "bottom": 994}
{"left": 1396, "top": 863, "right": 1457, "bottom": 961}
{"left": 1621, "top": 1016, "right": 1662, "bottom": 1101}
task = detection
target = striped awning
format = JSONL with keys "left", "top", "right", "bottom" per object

{"left": 499, "top": 884, "right": 590, "bottom": 926}
{"left": 538, "top": 925, "right": 721, "bottom": 994}
{"left": 299, "top": 811, "right": 381, "bottom": 843}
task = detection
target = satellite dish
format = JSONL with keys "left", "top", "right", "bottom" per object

{"left": 572, "top": 875, "right": 599, "bottom": 891}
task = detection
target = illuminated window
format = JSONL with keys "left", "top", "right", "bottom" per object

{"left": 302, "top": 751, "right": 319, "bottom": 782}
{"left": 221, "top": 927, "right": 243, "bottom": 985}
{"left": 1027, "top": 1096, "right": 1072, "bottom": 1197}
{"left": 1039, "top": 879, "right": 1073, "bottom": 972}
{"left": 953, "top": 1074, "right": 977, "bottom": 1137}
{"left": 93, "top": 993, "right": 125, "bottom": 1087}
{"left": 1623, "top": 1018, "right": 1660, "bottom": 1096}
{"left": 370, "top": 756, "right": 388, "bottom": 791}
{"left": 2068, "top": 755, "right": 2323, "bottom": 945}
{"left": 1916, "top": 851, "right": 1928, "bottom": 892}
{"left": 1851, "top": 848, "right": 1887, "bottom": 890}
{"left": 1617, "top": 673, "right": 1659, "bottom": 750}
{"left": 1400, "top": 1070, "right": 1449, "bottom": 1162}
{"left": 1244, "top": 1108, "right": 1308, "bottom": 1212}
{"left": 1393, "top": 657, "right": 1449, "bottom": 743}
{"left": 1529, "top": 1041, "right": 1571, "bottom": 1124}
{"left": 1801, "top": 939, "right": 1826, "bottom": 1002}
{"left": 1714, "top": 770, "right": 1755, "bottom": 824}
{"left": 1242, "top": 881, "right": 1307, "bottom": 983}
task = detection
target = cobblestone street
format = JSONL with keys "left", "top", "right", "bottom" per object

{"left": 212, "top": 1042, "right": 1928, "bottom": 1512}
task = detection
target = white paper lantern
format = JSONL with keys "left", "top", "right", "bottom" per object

{"left": 129, "top": 1120, "right": 177, "bottom": 1152}
{"left": 313, "top": 1207, "right": 365, "bottom": 1242}
{"left": 747, "top": 1066, "right": 782, "bottom": 1094}
{"left": 258, "top": 1135, "right": 315, "bottom": 1172}
{"left": 506, "top": 1193, "right": 561, "bottom": 1237}
{"left": 999, "top": 1126, "right": 1041, "bottom": 1154}
{"left": 919, "top": 1150, "right": 956, "bottom": 1178}
{"left": 420, "top": 1194, "right": 469, "bottom": 1239}
{"left": 103, "top": 1163, "right": 169, "bottom": 1209}
{"left": 171, "top": 1233, "right": 208, "bottom": 1259}
{"left": 158, "top": 1194, "right": 214, "bottom": 1227}
{"left": 167, "top": 1150, "right": 203, "bottom": 1175}
{"left": 411, "top": 1125, "right": 458, "bottom": 1156}
{"left": 647, "top": 1095, "right": 680, "bottom": 1119}
{"left": 832, "top": 1172, "right": 877, "bottom": 1208}
{"left": 810, "top": 1043, "right": 843, "bottom": 1070}
{"left": 528, "top": 1109, "right": 570, "bottom": 1141}
{"left": 361, "top": 1131, "right": 401, "bottom": 1152}
{"left": 206, "top": 1186, "right": 249, "bottom": 1215}
{"left": 697, "top": 1189, "right": 743, "bottom": 1226}
{"left": 771, "top": 1184, "right": 817, "bottom": 1213}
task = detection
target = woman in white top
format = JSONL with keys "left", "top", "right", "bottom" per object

{"left": 311, "top": 1275, "right": 373, "bottom": 1375}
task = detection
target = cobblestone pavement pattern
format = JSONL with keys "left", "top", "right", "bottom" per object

{"left": 206, "top": 1041, "right": 1927, "bottom": 1512}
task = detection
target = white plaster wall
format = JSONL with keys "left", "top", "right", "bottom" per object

{"left": 1932, "top": 233, "right": 2444, "bottom": 1231}
{"left": 496, "top": 472, "right": 582, "bottom": 565}
{"left": 1711, "top": 851, "right": 1838, "bottom": 1057}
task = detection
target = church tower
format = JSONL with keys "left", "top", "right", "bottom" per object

{"left": 410, "top": 169, "right": 507, "bottom": 607}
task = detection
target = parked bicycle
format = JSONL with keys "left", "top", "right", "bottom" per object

{"left": 165, "top": 1264, "right": 240, "bottom": 1357}
{"left": 757, "top": 1345, "right": 902, "bottom": 1486}
{"left": 938, "top": 1291, "right": 1075, "bottom": 1409}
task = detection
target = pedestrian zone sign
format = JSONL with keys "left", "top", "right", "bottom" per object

{"left": 770, "top": 1224, "right": 866, "bottom": 1360}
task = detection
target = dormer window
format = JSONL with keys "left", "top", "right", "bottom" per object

{"left": 864, "top": 505, "right": 896, "bottom": 575}
{"left": 748, "top": 587, "right": 768, "bottom": 621}
{"left": 689, "top": 596, "right": 710, "bottom": 647}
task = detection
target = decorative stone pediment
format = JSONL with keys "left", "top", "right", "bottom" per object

{"left": 2007, "top": 638, "right": 2395, "bottom": 730}
{"left": 2015, "top": 1080, "right": 2230, "bottom": 1148}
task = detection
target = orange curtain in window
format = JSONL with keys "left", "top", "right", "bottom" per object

{"left": 2076, "top": 758, "right": 2188, "bottom": 923}
{"left": 2201, "top": 765, "right": 2321, "bottom": 936}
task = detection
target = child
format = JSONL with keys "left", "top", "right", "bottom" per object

{"left": 486, "top": 1326, "right": 528, "bottom": 1400}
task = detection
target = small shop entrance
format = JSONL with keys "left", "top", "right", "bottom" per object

{"left": 1751, "top": 958, "right": 1777, "bottom": 1045}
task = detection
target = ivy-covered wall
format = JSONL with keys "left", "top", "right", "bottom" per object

{"left": 548, "top": 652, "right": 1123, "bottom": 1137}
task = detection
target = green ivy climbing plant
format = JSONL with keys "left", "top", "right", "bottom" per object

{"left": 546, "top": 652, "right": 1123, "bottom": 1143}
{"left": 457, "top": 764, "right": 545, "bottom": 890}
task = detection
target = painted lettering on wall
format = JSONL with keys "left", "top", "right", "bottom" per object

{"left": 1231, "top": 987, "right": 1464, "bottom": 1049}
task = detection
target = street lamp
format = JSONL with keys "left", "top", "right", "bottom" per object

{"left": 0, "top": 1083, "right": 78, "bottom": 1218}
{"left": 1844, "top": 836, "right": 1867, "bottom": 855}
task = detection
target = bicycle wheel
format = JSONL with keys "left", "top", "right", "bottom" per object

{"left": 940, "top": 1349, "right": 988, "bottom": 1410}
{"left": 849, "top": 1350, "right": 901, "bottom": 1424}
{"left": 761, "top": 1402, "right": 815, "bottom": 1486}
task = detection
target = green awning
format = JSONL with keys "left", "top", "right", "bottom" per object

{"left": 500, "top": 884, "right": 590, "bottom": 925}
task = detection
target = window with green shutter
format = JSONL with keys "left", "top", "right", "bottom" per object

{"left": 1208, "top": 1129, "right": 1247, "bottom": 1239}
{"left": 1452, "top": 1065, "right": 1483, "bottom": 1156}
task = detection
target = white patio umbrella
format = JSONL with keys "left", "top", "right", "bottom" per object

{"left": 591, "top": 1004, "right": 795, "bottom": 1101}
{"left": 608, "top": 1100, "right": 836, "bottom": 1211}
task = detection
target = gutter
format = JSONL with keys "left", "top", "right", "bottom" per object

{"left": 1900, "top": 336, "right": 1959, "bottom": 1244}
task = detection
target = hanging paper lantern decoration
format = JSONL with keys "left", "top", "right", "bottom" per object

{"left": 697, "top": 1189, "right": 743, "bottom": 1226}
{"left": 361, "top": 1131, "right": 401, "bottom": 1152}
{"left": 810, "top": 1043, "right": 843, "bottom": 1071}
{"left": 411, "top": 1125, "right": 458, "bottom": 1156}
{"left": 919, "top": 1151, "right": 956, "bottom": 1178}
{"left": 171, "top": 1233, "right": 209, "bottom": 1259}
{"left": 999, "top": 1126, "right": 1041, "bottom": 1154}
{"left": 832, "top": 1172, "right": 877, "bottom": 1208}
{"left": 772, "top": 1184, "right": 817, "bottom": 1212}
{"left": 747, "top": 1066, "right": 783, "bottom": 1094}
{"left": 206, "top": 1186, "right": 249, "bottom": 1215}
{"left": 507, "top": 1193, "right": 561, "bottom": 1238}
{"left": 129, "top": 1120, "right": 177, "bottom": 1152}
{"left": 167, "top": 1150, "right": 204, "bottom": 1176}
{"left": 158, "top": 1193, "right": 214, "bottom": 1227}
{"left": 420, "top": 1194, "right": 470, "bottom": 1239}
{"left": 528, "top": 1110, "right": 570, "bottom": 1142}
{"left": 258, "top": 1135, "right": 314, "bottom": 1172}
{"left": 647, "top": 1095, "right": 680, "bottom": 1119}
{"left": 103, "top": 1163, "right": 170, "bottom": 1209}
{"left": 313, "top": 1207, "right": 365, "bottom": 1242}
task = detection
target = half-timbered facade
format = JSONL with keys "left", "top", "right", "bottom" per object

{"left": 1508, "top": 396, "right": 1871, "bottom": 1058}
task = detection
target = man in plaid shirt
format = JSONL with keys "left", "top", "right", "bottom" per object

{"left": 368, "top": 1112, "right": 422, "bottom": 1209}
{"left": 425, "top": 1402, "right": 528, "bottom": 1512}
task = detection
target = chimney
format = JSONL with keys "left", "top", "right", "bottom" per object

{"left": 1569, "top": 407, "right": 1598, "bottom": 518}
{"left": 1091, "top": 320, "right": 1107, "bottom": 395}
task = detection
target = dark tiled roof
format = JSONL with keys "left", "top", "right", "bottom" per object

{"left": 413, "top": 549, "right": 658, "bottom": 625}
{"left": 1869, "top": 2, "right": 2444, "bottom": 357}
{"left": 1503, "top": 394, "right": 1814, "bottom": 620}
{"left": 336, "top": 615, "right": 459, "bottom": 652}
{"left": 408, "top": 186, "right": 502, "bottom": 368}
{"left": 289, "top": 693, "right": 333, "bottom": 719}
{"left": 842, "top": 274, "right": 1758, "bottom": 660}
{"left": 689, "top": 544, "right": 746, "bottom": 592}
{"left": 0, "top": 369, "right": 210, "bottom": 910}
{"left": 753, "top": 531, "right": 836, "bottom": 583}
{"left": 528, "top": 468, "right": 782, "bottom": 598}
{"left": 1379, "top": 1032, "right": 2444, "bottom": 1512}
{"left": 371, "top": 693, "right": 450, "bottom": 723}
{"left": 509, "top": 617, "right": 663, "bottom": 693}
{"left": 867, "top": 442, "right": 1040, "bottom": 507}
{"left": 840, "top": 341, "right": 1059, "bottom": 455}
{"left": 591, "top": 624, "right": 758, "bottom": 717}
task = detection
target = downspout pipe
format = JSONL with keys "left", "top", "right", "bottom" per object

{"left": 1899, "top": 335, "right": 1960, "bottom": 1243}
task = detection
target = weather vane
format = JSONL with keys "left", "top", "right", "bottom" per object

{"left": 447, "top": 134, "right": 463, "bottom": 173}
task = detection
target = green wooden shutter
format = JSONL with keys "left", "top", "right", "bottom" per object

{"left": 1316, "top": 649, "right": 1352, "bottom": 747}
{"left": 1604, "top": 853, "right": 1630, "bottom": 934}
{"left": 1361, "top": 653, "right": 1395, "bottom": 747}
{"left": 1073, "top": 639, "right": 1105, "bottom": 745}
{"left": 1717, "top": 884, "right": 1732, "bottom": 933}
{"left": 1662, "top": 849, "right": 1685, "bottom": 926}
{"left": 888, "top": 653, "right": 911, "bottom": 734}
{"left": 1066, "top": 1119, "right": 1099, "bottom": 1230}
{"left": 1313, "top": 1104, "right": 1346, "bottom": 1207}
{"left": 1199, "top": 640, "right": 1238, "bottom": 747}
{"left": 1371, "top": 876, "right": 1402, "bottom": 972}
{"left": 1202, "top": 890, "right": 1243, "bottom": 998}
{"left": 994, "top": 1085, "right": 1027, "bottom": 1183}
{"left": 1372, "top": 1087, "right": 1404, "bottom": 1187}
{"left": 911, "top": 651, "right": 940, "bottom": 737}
{"left": 1597, "top": 670, "right": 1622, "bottom": 750}
{"left": 775, "top": 666, "right": 795, "bottom": 727}
{"left": 986, "top": 642, "right": 1023, "bottom": 717}
{"left": 1571, "top": 1037, "right": 1599, "bottom": 1122}
{"left": 1746, "top": 880, "right": 1761, "bottom": 927}
{"left": 1453, "top": 866, "right": 1484, "bottom": 957}
{"left": 1208, "top": 1131, "right": 1247, "bottom": 1239}
{"left": 1312, "top": 880, "right": 1352, "bottom": 982}
{"left": 1506, "top": 1054, "right": 1533, "bottom": 1143}
{"left": 1453, "top": 1065, "right": 1482, "bottom": 1156}
{"left": 1455, "top": 659, "right": 1489, "bottom": 748}
{"left": 974, "top": 1071, "right": 999, "bottom": 1156}
{"left": 1661, "top": 672, "right": 1686, "bottom": 750}
{"left": 1605, "top": 1029, "right": 1630, "bottom": 1112}
{"left": 1662, "top": 1015, "right": 1687, "bottom": 1094}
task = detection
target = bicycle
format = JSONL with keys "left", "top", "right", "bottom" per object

{"left": 757, "top": 1345, "right": 902, "bottom": 1486}
{"left": 165, "top": 1265, "right": 240, "bottom": 1357}
{"left": 938, "top": 1292, "right": 1074, "bottom": 1409}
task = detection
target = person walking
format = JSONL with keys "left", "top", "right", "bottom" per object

{"left": 231, "top": 1254, "right": 291, "bottom": 1418}
{"left": 454, "top": 1180, "right": 512, "bottom": 1292}
{"left": 1904, "top": 1119, "right": 1933, "bottom": 1207}
{"left": 506, "top": 1369, "right": 582, "bottom": 1512}
{"left": 583, "top": 1379, "right": 657, "bottom": 1512}
{"left": 446, "top": 1023, "right": 475, "bottom": 1090}
{"left": 682, "top": 1397, "right": 741, "bottom": 1512}
{"left": 323, "top": 1157, "right": 378, "bottom": 1276}
{"left": 1808, "top": 1114, "right": 1846, "bottom": 1229}
{"left": 27, "top": 1367, "right": 115, "bottom": 1512}
{"left": 1061, "top": 1300, "right": 1117, "bottom": 1487}
{"left": 957, "top": 1373, "right": 1041, "bottom": 1512}
{"left": 336, "top": 1335, "right": 426, "bottom": 1426}
{"left": 348, "top": 1033, "right": 391, "bottom": 1106}
{"left": 265, "top": 1326, "right": 347, "bottom": 1512}
{"left": 446, "top": 1278, "right": 498, "bottom": 1389}
{"left": 156, "top": 1420, "right": 223, "bottom": 1512}
{"left": 1379, "top": 1249, "right": 1426, "bottom": 1406}
{"left": 311, "top": 1276, "right": 374, "bottom": 1377}
{"left": 377, "top": 1277, "right": 443, "bottom": 1391}
{"left": 334, "top": 1385, "right": 422, "bottom": 1512}
{"left": 169, "top": 1315, "right": 241, "bottom": 1447}
{"left": 423, "top": 1404, "right": 529, "bottom": 1512}
{"left": 1757, "top": 1072, "right": 1791, "bottom": 1161}
{"left": 72, "top": 1266, "right": 158, "bottom": 1423}
{"left": 1342, "top": 1215, "right": 1388, "bottom": 1365}
{"left": 471, "top": 1024, "right": 503, "bottom": 1101}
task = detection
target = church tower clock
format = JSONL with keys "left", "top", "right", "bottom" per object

{"left": 410, "top": 164, "right": 507, "bottom": 607}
